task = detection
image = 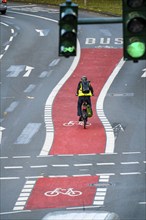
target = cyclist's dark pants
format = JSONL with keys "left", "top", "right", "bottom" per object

{"left": 77, "top": 96, "right": 91, "bottom": 116}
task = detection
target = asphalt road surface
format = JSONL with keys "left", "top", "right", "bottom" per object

{"left": 0, "top": 3, "right": 146, "bottom": 220}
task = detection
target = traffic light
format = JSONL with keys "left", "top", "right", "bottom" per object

{"left": 59, "top": 0, "right": 78, "bottom": 58}
{"left": 122, "top": 0, "right": 146, "bottom": 62}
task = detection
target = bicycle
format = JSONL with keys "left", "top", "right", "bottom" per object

{"left": 81, "top": 101, "right": 88, "bottom": 129}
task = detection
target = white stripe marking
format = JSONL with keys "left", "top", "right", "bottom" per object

{"left": 15, "top": 123, "right": 41, "bottom": 144}
{"left": 96, "top": 58, "right": 125, "bottom": 153}
{"left": 4, "top": 166, "right": 23, "bottom": 169}
{"left": 40, "top": 40, "right": 81, "bottom": 155}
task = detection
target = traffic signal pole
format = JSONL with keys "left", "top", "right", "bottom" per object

{"left": 78, "top": 17, "right": 122, "bottom": 25}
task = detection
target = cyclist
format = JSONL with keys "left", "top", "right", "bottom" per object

{"left": 76, "top": 76, "right": 94, "bottom": 121}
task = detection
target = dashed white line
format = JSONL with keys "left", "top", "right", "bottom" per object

{"left": 52, "top": 164, "right": 69, "bottom": 167}
{"left": 120, "top": 172, "right": 141, "bottom": 175}
{"left": 96, "top": 162, "right": 115, "bottom": 165}
{"left": 120, "top": 162, "right": 139, "bottom": 165}
{"left": 30, "top": 165, "right": 48, "bottom": 168}
{"left": 139, "top": 202, "right": 146, "bottom": 205}
{"left": 13, "top": 156, "right": 31, "bottom": 159}
{"left": 4, "top": 166, "right": 23, "bottom": 169}
{"left": 0, "top": 177, "right": 20, "bottom": 180}
{"left": 74, "top": 163, "right": 93, "bottom": 167}
{"left": 122, "top": 152, "right": 141, "bottom": 154}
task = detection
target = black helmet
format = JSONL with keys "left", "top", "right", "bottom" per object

{"left": 81, "top": 76, "right": 87, "bottom": 81}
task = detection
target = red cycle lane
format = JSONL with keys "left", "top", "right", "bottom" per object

{"left": 25, "top": 176, "right": 99, "bottom": 210}
{"left": 17, "top": 48, "right": 123, "bottom": 212}
{"left": 50, "top": 48, "right": 122, "bottom": 155}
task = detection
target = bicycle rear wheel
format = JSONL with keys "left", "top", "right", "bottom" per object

{"left": 83, "top": 118, "right": 86, "bottom": 129}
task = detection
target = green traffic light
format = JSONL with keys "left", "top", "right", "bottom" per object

{"left": 63, "top": 46, "right": 75, "bottom": 53}
{"left": 127, "top": 41, "right": 145, "bottom": 58}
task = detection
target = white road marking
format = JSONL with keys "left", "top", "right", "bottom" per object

{"left": 52, "top": 164, "right": 69, "bottom": 167}
{"left": 96, "top": 163, "right": 115, "bottom": 165}
{"left": 5, "top": 101, "right": 18, "bottom": 112}
{"left": 7, "top": 65, "right": 25, "bottom": 77}
{"left": 122, "top": 152, "right": 141, "bottom": 154}
{"left": 96, "top": 58, "right": 125, "bottom": 154}
{"left": 74, "top": 163, "right": 93, "bottom": 166}
{"left": 49, "top": 58, "right": 60, "bottom": 66}
{"left": 139, "top": 202, "right": 146, "bottom": 205}
{"left": 15, "top": 123, "right": 41, "bottom": 144}
{"left": 40, "top": 40, "right": 81, "bottom": 155}
{"left": 13, "top": 179, "right": 36, "bottom": 211}
{"left": 13, "top": 156, "right": 31, "bottom": 158}
{"left": 141, "top": 68, "right": 146, "bottom": 77}
{"left": 35, "top": 29, "right": 50, "bottom": 36}
{"left": 0, "top": 177, "right": 20, "bottom": 180}
{"left": 30, "top": 165, "right": 48, "bottom": 168}
{"left": 120, "top": 162, "right": 139, "bottom": 165}
{"left": 0, "top": 126, "right": 5, "bottom": 144}
{"left": 24, "top": 84, "right": 36, "bottom": 93}
{"left": 23, "top": 66, "right": 34, "bottom": 77}
{"left": 4, "top": 166, "right": 23, "bottom": 169}
{"left": 120, "top": 172, "right": 141, "bottom": 175}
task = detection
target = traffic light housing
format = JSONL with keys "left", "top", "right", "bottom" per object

{"left": 59, "top": 0, "right": 78, "bottom": 58}
{"left": 122, "top": 0, "right": 146, "bottom": 62}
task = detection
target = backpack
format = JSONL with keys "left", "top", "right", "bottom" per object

{"left": 81, "top": 81, "right": 90, "bottom": 94}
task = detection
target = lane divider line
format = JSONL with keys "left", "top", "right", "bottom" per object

{"left": 96, "top": 58, "right": 125, "bottom": 153}
{"left": 40, "top": 40, "right": 81, "bottom": 155}
{"left": 13, "top": 180, "right": 36, "bottom": 211}
{"left": 93, "top": 175, "right": 109, "bottom": 206}
{"left": 0, "top": 22, "right": 15, "bottom": 60}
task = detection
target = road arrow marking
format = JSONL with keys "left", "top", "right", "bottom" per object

{"left": 0, "top": 126, "right": 5, "bottom": 144}
{"left": 35, "top": 29, "right": 50, "bottom": 36}
{"left": 7, "top": 65, "right": 25, "bottom": 77}
{"left": 23, "top": 66, "right": 34, "bottom": 77}
{"left": 141, "top": 68, "right": 146, "bottom": 78}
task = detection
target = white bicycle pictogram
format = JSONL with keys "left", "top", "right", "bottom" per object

{"left": 44, "top": 188, "right": 82, "bottom": 197}
{"left": 63, "top": 120, "right": 91, "bottom": 127}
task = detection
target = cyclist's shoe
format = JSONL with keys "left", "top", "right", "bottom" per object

{"left": 79, "top": 116, "right": 83, "bottom": 121}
